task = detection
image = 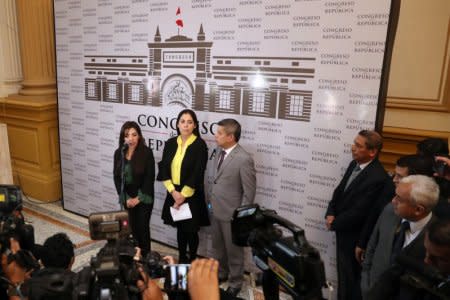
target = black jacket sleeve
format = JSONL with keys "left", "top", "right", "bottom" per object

{"left": 357, "top": 179, "right": 395, "bottom": 248}
{"left": 157, "top": 137, "right": 176, "bottom": 182}
{"left": 113, "top": 148, "right": 121, "bottom": 195}
{"left": 181, "top": 138, "right": 208, "bottom": 189}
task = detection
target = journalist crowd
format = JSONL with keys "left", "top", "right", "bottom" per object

{"left": 326, "top": 131, "right": 450, "bottom": 300}
{"left": 0, "top": 110, "right": 449, "bottom": 300}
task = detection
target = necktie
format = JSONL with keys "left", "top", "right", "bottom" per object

{"left": 217, "top": 150, "right": 226, "bottom": 170}
{"left": 344, "top": 164, "right": 361, "bottom": 190}
{"left": 391, "top": 220, "right": 410, "bottom": 264}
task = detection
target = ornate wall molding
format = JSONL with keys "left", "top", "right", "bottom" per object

{"left": 386, "top": 0, "right": 450, "bottom": 112}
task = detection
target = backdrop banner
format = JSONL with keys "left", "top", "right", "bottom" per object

{"left": 54, "top": 0, "right": 393, "bottom": 297}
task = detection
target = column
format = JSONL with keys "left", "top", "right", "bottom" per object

{"left": 0, "top": 0, "right": 60, "bottom": 201}
{"left": 16, "top": 0, "right": 56, "bottom": 96}
{"left": 0, "top": 0, "right": 22, "bottom": 97}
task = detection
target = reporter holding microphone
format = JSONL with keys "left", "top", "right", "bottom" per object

{"left": 113, "top": 121, "right": 155, "bottom": 256}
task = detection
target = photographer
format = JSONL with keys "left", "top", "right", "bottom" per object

{"left": 1, "top": 238, "right": 37, "bottom": 300}
{"left": 40, "top": 232, "right": 75, "bottom": 271}
{"left": 24, "top": 233, "right": 76, "bottom": 300}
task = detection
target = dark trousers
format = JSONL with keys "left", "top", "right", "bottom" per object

{"left": 176, "top": 228, "right": 199, "bottom": 263}
{"left": 336, "top": 233, "right": 362, "bottom": 300}
{"left": 128, "top": 202, "right": 153, "bottom": 257}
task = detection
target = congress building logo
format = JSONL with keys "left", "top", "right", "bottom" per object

{"left": 84, "top": 18, "right": 316, "bottom": 122}
{"left": 162, "top": 74, "right": 193, "bottom": 108}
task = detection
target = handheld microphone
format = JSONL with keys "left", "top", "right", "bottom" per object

{"left": 122, "top": 141, "right": 129, "bottom": 150}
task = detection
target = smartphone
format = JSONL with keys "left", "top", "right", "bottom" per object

{"left": 164, "top": 264, "right": 190, "bottom": 291}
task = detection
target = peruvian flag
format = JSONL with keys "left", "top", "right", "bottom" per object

{"left": 176, "top": 7, "right": 183, "bottom": 28}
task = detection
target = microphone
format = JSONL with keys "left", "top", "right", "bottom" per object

{"left": 122, "top": 141, "right": 129, "bottom": 150}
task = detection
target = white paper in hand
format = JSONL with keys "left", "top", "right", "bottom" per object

{"left": 170, "top": 203, "right": 192, "bottom": 221}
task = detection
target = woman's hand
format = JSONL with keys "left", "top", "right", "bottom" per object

{"left": 171, "top": 191, "right": 185, "bottom": 208}
{"left": 127, "top": 197, "right": 140, "bottom": 208}
{"left": 163, "top": 255, "right": 176, "bottom": 265}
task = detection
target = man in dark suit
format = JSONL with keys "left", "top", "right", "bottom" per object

{"left": 325, "top": 130, "right": 390, "bottom": 300}
{"left": 361, "top": 175, "right": 440, "bottom": 299}
{"left": 424, "top": 217, "right": 450, "bottom": 280}
{"left": 356, "top": 154, "right": 436, "bottom": 264}
{"left": 208, "top": 118, "right": 256, "bottom": 297}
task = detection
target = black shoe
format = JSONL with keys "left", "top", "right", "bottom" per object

{"left": 226, "top": 286, "right": 241, "bottom": 297}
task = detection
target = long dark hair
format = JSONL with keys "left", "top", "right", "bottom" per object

{"left": 175, "top": 109, "right": 201, "bottom": 137}
{"left": 118, "top": 121, "right": 144, "bottom": 148}
{"left": 114, "top": 121, "right": 146, "bottom": 177}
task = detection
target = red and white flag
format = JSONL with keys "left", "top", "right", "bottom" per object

{"left": 176, "top": 7, "right": 183, "bottom": 28}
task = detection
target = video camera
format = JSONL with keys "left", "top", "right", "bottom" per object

{"left": 74, "top": 210, "right": 166, "bottom": 300}
{"left": 0, "top": 184, "right": 35, "bottom": 258}
{"left": 0, "top": 184, "right": 22, "bottom": 215}
{"left": 397, "top": 255, "right": 450, "bottom": 300}
{"left": 0, "top": 185, "right": 38, "bottom": 297}
{"left": 26, "top": 211, "right": 185, "bottom": 300}
{"left": 231, "top": 204, "right": 326, "bottom": 300}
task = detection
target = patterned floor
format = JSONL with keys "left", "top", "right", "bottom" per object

{"left": 21, "top": 197, "right": 276, "bottom": 299}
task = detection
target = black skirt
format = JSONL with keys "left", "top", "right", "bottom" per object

{"left": 161, "top": 185, "right": 210, "bottom": 232}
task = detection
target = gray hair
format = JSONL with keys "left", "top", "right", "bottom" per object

{"left": 400, "top": 175, "right": 439, "bottom": 211}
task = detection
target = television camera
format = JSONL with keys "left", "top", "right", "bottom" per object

{"left": 25, "top": 210, "right": 188, "bottom": 300}
{"left": 0, "top": 185, "right": 38, "bottom": 297}
{"left": 0, "top": 184, "right": 35, "bottom": 252}
{"left": 231, "top": 204, "right": 326, "bottom": 300}
{"left": 74, "top": 210, "right": 166, "bottom": 300}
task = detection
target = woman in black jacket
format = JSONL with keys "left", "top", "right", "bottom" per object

{"left": 157, "top": 109, "right": 210, "bottom": 263}
{"left": 113, "top": 121, "right": 155, "bottom": 256}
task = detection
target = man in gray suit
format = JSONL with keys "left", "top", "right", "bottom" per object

{"left": 361, "top": 175, "right": 439, "bottom": 299}
{"left": 209, "top": 118, "right": 256, "bottom": 297}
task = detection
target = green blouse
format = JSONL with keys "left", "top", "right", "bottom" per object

{"left": 122, "top": 161, "right": 153, "bottom": 204}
